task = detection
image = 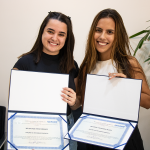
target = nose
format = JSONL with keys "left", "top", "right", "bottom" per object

{"left": 51, "top": 33, "right": 58, "bottom": 41}
{"left": 99, "top": 31, "right": 106, "bottom": 40}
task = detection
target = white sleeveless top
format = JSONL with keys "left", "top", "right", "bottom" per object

{"left": 91, "top": 59, "right": 118, "bottom": 75}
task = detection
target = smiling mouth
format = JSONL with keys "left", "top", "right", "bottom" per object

{"left": 98, "top": 42, "right": 108, "bottom": 46}
{"left": 49, "top": 42, "right": 58, "bottom": 46}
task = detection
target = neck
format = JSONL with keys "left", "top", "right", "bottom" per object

{"left": 42, "top": 51, "right": 60, "bottom": 61}
{"left": 98, "top": 53, "right": 111, "bottom": 61}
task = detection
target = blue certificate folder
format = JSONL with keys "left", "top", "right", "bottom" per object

{"left": 8, "top": 70, "right": 70, "bottom": 150}
{"left": 65, "top": 74, "right": 142, "bottom": 150}
{"left": 8, "top": 112, "right": 67, "bottom": 150}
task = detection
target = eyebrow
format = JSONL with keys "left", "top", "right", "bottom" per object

{"left": 96, "top": 27, "right": 115, "bottom": 31}
{"left": 47, "top": 28, "right": 66, "bottom": 34}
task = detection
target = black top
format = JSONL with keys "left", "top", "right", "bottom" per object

{"left": 13, "top": 52, "right": 79, "bottom": 115}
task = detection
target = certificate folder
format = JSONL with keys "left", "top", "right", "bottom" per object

{"left": 8, "top": 70, "right": 69, "bottom": 150}
{"left": 65, "top": 74, "right": 142, "bottom": 150}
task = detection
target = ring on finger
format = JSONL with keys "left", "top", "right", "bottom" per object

{"left": 67, "top": 95, "right": 70, "bottom": 101}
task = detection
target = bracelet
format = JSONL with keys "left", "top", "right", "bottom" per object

{"left": 70, "top": 100, "right": 76, "bottom": 107}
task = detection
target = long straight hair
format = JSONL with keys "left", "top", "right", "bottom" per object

{"left": 77, "top": 9, "right": 137, "bottom": 106}
{"left": 19, "top": 12, "right": 75, "bottom": 73}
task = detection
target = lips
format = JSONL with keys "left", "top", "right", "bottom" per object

{"left": 98, "top": 41, "right": 108, "bottom": 46}
{"left": 49, "top": 41, "right": 58, "bottom": 46}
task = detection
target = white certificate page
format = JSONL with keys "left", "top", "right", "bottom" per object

{"left": 9, "top": 70, "right": 68, "bottom": 113}
{"left": 68, "top": 115, "right": 133, "bottom": 149}
{"left": 8, "top": 113, "right": 69, "bottom": 150}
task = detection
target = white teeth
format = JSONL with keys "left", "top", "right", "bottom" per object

{"left": 50, "top": 42, "right": 57, "bottom": 45}
{"left": 98, "top": 42, "right": 107, "bottom": 46}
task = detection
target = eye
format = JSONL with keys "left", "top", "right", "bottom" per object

{"left": 107, "top": 30, "right": 114, "bottom": 34}
{"left": 48, "top": 30, "right": 54, "bottom": 34}
{"left": 59, "top": 34, "right": 65, "bottom": 37}
{"left": 95, "top": 28, "right": 102, "bottom": 33}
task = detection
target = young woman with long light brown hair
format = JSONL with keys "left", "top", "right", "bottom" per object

{"left": 77, "top": 8, "right": 150, "bottom": 150}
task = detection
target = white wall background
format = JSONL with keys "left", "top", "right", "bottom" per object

{"left": 0, "top": 0, "right": 150, "bottom": 149}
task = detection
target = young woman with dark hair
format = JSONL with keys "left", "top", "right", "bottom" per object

{"left": 13, "top": 12, "right": 81, "bottom": 150}
{"left": 77, "top": 8, "right": 150, "bottom": 150}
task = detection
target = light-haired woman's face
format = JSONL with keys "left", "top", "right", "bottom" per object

{"left": 94, "top": 17, "right": 115, "bottom": 60}
{"left": 42, "top": 19, "right": 67, "bottom": 55}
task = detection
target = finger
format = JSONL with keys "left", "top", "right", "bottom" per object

{"left": 61, "top": 90, "right": 75, "bottom": 99}
{"left": 67, "top": 98, "right": 76, "bottom": 105}
{"left": 61, "top": 91, "right": 74, "bottom": 100}
{"left": 109, "top": 73, "right": 126, "bottom": 80}
{"left": 115, "top": 73, "right": 127, "bottom": 78}
{"left": 61, "top": 94, "right": 71, "bottom": 103}
{"left": 61, "top": 90, "right": 68, "bottom": 95}
{"left": 61, "top": 93, "right": 68, "bottom": 99}
{"left": 109, "top": 75, "right": 115, "bottom": 80}
{"left": 112, "top": 73, "right": 126, "bottom": 78}
{"left": 61, "top": 94, "right": 76, "bottom": 105}
{"left": 61, "top": 96, "right": 75, "bottom": 106}
{"left": 61, "top": 94, "right": 72, "bottom": 101}
{"left": 63, "top": 87, "right": 75, "bottom": 94}
{"left": 62, "top": 97, "right": 69, "bottom": 103}
{"left": 108, "top": 73, "right": 115, "bottom": 80}
{"left": 67, "top": 92, "right": 74, "bottom": 98}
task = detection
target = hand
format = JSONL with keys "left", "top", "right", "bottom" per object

{"left": 108, "top": 72, "right": 127, "bottom": 80}
{"left": 61, "top": 87, "right": 76, "bottom": 107}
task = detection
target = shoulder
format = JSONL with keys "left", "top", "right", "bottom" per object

{"left": 13, "top": 53, "right": 35, "bottom": 70}
{"left": 128, "top": 56, "right": 142, "bottom": 69}
{"left": 128, "top": 56, "right": 138, "bottom": 66}
{"left": 128, "top": 56, "right": 145, "bottom": 79}
{"left": 19, "top": 54, "right": 34, "bottom": 61}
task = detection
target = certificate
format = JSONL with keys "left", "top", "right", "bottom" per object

{"left": 69, "top": 115, "right": 131, "bottom": 148}
{"left": 8, "top": 71, "right": 69, "bottom": 150}
{"left": 65, "top": 74, "right": 141, "bottom": 149}
{"left": 8, "top": 113, "right": 68, "bottom": 150}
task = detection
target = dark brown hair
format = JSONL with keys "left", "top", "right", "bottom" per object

{"left": 77, "top": 9, "right": 138, "bottom": 106}
{"left": 19, "top": 12, "right": 75, "bottom": 73}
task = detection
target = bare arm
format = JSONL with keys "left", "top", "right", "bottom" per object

{"left": 130, "top": 58, "right": 150, "bottom": 109}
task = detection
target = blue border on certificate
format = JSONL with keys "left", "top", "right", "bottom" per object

{"left": 70, "top": 115, "right": 130, "bottom": 148}
{"left": 10, "top": 115, "right": 64, "bottom": 149}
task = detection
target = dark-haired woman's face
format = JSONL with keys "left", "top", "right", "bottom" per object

{"left": 94, "top": 17, "right": 115, "bottom": 60}
{"left": 42, "top": 19, "right": 67, "bottom": 55}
